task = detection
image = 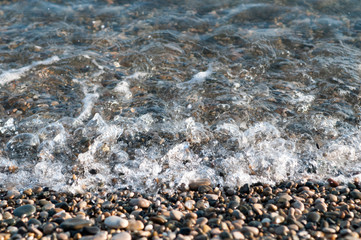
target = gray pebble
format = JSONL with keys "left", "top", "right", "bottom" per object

{"left": 307, "top": 212, "right": 321, "bottom": 223}
{"left": 60, "top": 218, "right": 93, "bottom": 230}
{"left": 111, "top": 232, "right": 131, "bottom": 240}
{"left": 275, "top": 225, "right": 289, "bottom": 235}
{"left": 13, "top": 204, "right": 36, "bottom": 217}
{"left": 350, "top": 190, "right": 361, "bottom": 199}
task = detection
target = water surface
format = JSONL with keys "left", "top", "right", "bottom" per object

{"left": 1, "top": 0, "right": 361, "bottom": 192}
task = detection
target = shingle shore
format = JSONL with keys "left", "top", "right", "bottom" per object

{"left": 1, "top": 178, "right": 361, "bottom": 240}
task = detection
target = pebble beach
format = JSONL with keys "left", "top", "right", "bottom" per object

{"left": 2, "top": 178, "right": 361, "bottom": 240}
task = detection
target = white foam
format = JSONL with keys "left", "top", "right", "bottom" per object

{"left": 72, "top": 79, "right": 100, "bottom": 126}
{"left": 125, "top": 72, "right": 148, "bottom": 79}
{"left": 0, "top": 118, "right": 16, "bottom": 134}
{"left": 0, "top": 56, "right": 60, "bottom": 86}
{"left": 114, "top": 81, "right": 132, "bottom": 99}
{"left": 188, "top": 64, "right": 213, "bottom": 84}
{"left": 177, "top": 64, "right": 213, "bottom": 88}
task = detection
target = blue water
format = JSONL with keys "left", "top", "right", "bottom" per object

{"left": 1, "top": 0, "right": 361, "bottom": 192}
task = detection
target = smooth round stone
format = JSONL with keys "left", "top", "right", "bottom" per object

{"left": 129, "top": 198, "right": 150, "bottom": 208}
{"left": 322, "top": 227, "right": 336, "bottom": 234}
{"left": 185, "top": 200, "right": 195, "bottom": 210}
{"left": 111, "top": 232, "right": 131, "bottom": 240}
{"left": 189, "top": 179, "right": 211, "bottom": 191}
{"left": 7, "top": 226, "right": 18, "bottom": 234}
{"left": 126, "top": 220, "right": 144, "bottom": 231}
{"left": 228, "top": 200, "right": 240, "bottom": 209}
{"left": 220, "top": 231, "right": 233, "bottom": 239}
{"left": 315, "top": 202, "right": 327, "bottom": 212}
{"left": 275, "top": 226, "right": 289, "bottom": 235}
{"left": 170, "top": 210, "right": 183, "bottom": 221}
{"left": 60, "top": 218, "right": 93, "bottom": 230}
{"left": 252, "top": 203, "right": 263, "bottom": 211}
{"left": 232, "top": 231, "right": 245, "bottom": 240}
{"left": 102, "top": 201, "right": 114, "bottom": 209}
{"left": 55, "top": 202, "right": 70, "bottom": 211}
{"left": 272, "top": 216, "right": 285, "bottom": 224}
{"left": 350, "top": 190, "right": 361, "bottom": 200}
{"left": 90, "top": 231, "right": 107, "bottom": 240}
{"left": 266, "top": 204, "right": 278, "bottom": 212}
{"left": 278, "top": 194, "right": 292, "bottom": 203}
{"left": 43, "top": 223, "right": 56, "bottom": 235}
{"left": 327, "top": 194, "right": 338, "bottom": 202}
{"left": 83, "top": 226, "right": 100, "bottom": 235}
{"left": 28, "top": 218, "right": 42, "bottom": 226}
{"left": 13, "top": 204, "right": 36, "bottom": 217}
{"left": 185, "top": 212, "right": 197, "bottom": 219}
{"left": 241, "top": 226, "right": 259, "bottom": 236}
{"left": 292, "top": 200, "right": 305, "bottom": 212}
{"left": 205, "top": 194, "right": 218, "bottom": 201}
{"left": 232, "top": 220, "right": 244, "bottom": 230}
{"left": 42, "top": 203, "right": 55, "bottom": 211}
{"left": 57, "top": 233, "right": 69, "bottom": 240}
{"left": 104, "top": 216, "right": 128, "bottom": 229}
{"left": 196, "top": 217, "right": 208, "bottom": 226}
{"left": 307, "top": 212, "right": 321, "bottom": 223}
{"left": 150, "top": 216, "right": 167, "bottom": 225}
{"left": 232, "top": 210, "right": 245, "bottom": 220}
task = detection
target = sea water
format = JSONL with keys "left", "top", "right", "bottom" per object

{"left": 1, "top": 0, "right": 361, "bottom": 193}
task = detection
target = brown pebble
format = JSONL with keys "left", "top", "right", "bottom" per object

{"left": 127, "top": 220, "right": 144, "bottom": 231}
{"left": 189, "top": 179, "right": 211, "bottom": 191}
{"left": 129, "top": 198, "right": 150, "bottom": 208}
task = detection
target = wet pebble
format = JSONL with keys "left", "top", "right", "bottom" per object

{"left": 189, "top": 179, "right": 211, "bottom": 191}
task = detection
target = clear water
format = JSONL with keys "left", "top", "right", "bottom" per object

{"left": 1, "top": 0, "right": 361, "bottom": 192}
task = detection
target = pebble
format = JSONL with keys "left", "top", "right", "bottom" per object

{"left": 185, "top": 200, "right": 195, "bottom": 210}
{"left": 150, "top": 216, "right": 167, "bottom": 224}
{"left": 307, "top": 212, "right": 321, "bottom": 223}
{"left": 13, "top": 204, "right": 36, "bottom": 217}
{"left": 129, "top": 198, "right": 150, "bottom": 208}
{"left": 111, "top": 232, "right": 131, "bottom": 240}
{"left": 189, "top": 179, "right": 211, "bottom": 191}
{"left": 196, "top": 217, "right": 208, "bottom": 226}
{"left": 127, "top": 220, "right": 144, "bottom": 231}
{"left": 327, "top": 194, "right": 338, "bottom": 202}
{"left": 170, "top": 210, "right": 183, "bottom": 221}
{"left": 275, "top": 225, "right": 289, "bottom": 235}
{"left": 232, "top": 231, "right": 245, "bottom": 240}
{"left": 104, "top": 216, "right": 129, "bottom": 229}
{"left": 241, "top": 226, "right": 259, "bottom": 236}
{"left": 205, "top": 194, "right": 218, "bottom": 201}
{"left": 2, "top": 180, "right": 361, "bottom": 240}
{"left": 292, "top": 200, "right": 305, "bottom": 212}
{"left": 350, "top": 190, "right": 361, "bottom": 200}
{"left": 60, "top": 218, "right": 93, "bottom": 230}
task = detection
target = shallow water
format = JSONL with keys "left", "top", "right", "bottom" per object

{"left": 1, "top": 0, "right": 361, "bottom": 192}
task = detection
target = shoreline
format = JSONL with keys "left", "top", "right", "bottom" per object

{"left": 1, "top": 179, "right": 361, "bottom": 240}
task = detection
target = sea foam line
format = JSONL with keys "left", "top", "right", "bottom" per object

{"left": 0, "top": 56, "right": 60, "bottom": 86}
